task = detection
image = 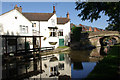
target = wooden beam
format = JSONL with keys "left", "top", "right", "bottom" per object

{"left": 15, "top": 37, "right": 18, "bottom": 55}
{"left": 5, "top": 37, "right": 7, "bottom": 54}
{"left": 25, "top": 36, "right": 27, "bottom": 53}
{"left": 2, "top": 35, "right": 43, "bottom": 38}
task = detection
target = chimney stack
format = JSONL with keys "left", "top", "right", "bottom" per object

{"left": 14, "top": 4, "right": 18, "bottom": 9}
{"left": 66, "top": 12, "right": 69, "bottom": 18}
{"left": 18, "top": 6, "right": 22, "bottom": 13}
{"left": 14, "top": 5, "right": 22, "bottom": 13}
{"left": 53, "top": 6, "right": 56, "bottom": 13}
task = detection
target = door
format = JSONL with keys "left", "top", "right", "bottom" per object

{"left": 59, "top": 39, "right": 64, "bottom": 46}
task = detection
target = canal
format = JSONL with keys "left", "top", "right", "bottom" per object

{"left": 2, "top": 46, "right": 107, "bottom": 80}
{"left": 29, "top": 47, "right": 104, "bottom": 79}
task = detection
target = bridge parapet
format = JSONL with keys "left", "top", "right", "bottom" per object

{"left": 88, "top": 31, "right": 120, "bottom": 38}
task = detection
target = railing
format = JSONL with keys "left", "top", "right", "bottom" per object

{"left": 1, "top": 35, "right": 54, "bottom": 80}
{"left": 2, "top": 47, "right": 55, "bottom": 80}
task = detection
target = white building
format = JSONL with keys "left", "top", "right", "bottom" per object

{"left": 30, "top": 53, "right": 71, "bottom": 78}
{"left": 0, "top": 5, "right": 71, "bottom": 49}
{"left": 0, "top": 5, "right": 34, "bottom": 54}
{"left": 57, "top": 13, "right": 70, "bottom": 46}
{"left": 22, "top": 6, "right": 70, "bottom": 48}
{"left": 0, "top": 5, "right": 32, "bottom": 36}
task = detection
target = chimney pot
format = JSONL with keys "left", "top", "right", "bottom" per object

{"left": 14, "top": 5, "right": 22, "bottom": 13}
{"left": 53, "top": 6, "right": 56, "bottom": 13}
{"left": 67, "top": 12, "right": 69, "bottom": 18}
{"left": 14, "top": 4, "right": 18, "bottom": 9}
{"left": 18, "top": 6, "right": 22, "bottom": 13}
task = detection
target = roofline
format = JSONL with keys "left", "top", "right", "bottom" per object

{"left": 22, "top": 12, "right": 54, "bottom": 21}
{"left": 57, "top": 20, "right": 70, "bottom": 25}
{"left": 23, "top": 12, "right": 54, "bottom": 13}
{"left": 0, "top": 9, "right": 15, "bottom": 16}
{"left": 0, "top": 9, "right": 32, "bottom": 23}
{"left": 17, "top": 10, "right": 32, "bottom": 23}
{"left": 57, "top": 18, "right": 70, "bottom": 24}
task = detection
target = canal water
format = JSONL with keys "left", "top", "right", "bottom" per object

{"left": 2, "top": 47, "right": 107, "bottom": 80}
{"left": 29, "top": 47, "right": 104, "bottom": 79}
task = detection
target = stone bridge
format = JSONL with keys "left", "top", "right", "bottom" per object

{"left": 88, "top": 31, "right": 120, "bottom": 47}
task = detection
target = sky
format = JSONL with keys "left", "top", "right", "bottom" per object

{"left": 1, "top": 2, "right": 110, "bottom": 29}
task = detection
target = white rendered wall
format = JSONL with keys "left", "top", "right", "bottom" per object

{"left": 57, "top": 21, "right": 70, "bottom": 46}
{"left": 0, "top": 9, "right": 33, "bottom": 52}
{"left": 0, "top": 9, "right": 32, "bottom": 36}
{"left": 31, "top": 54, "right": 71, "bottom": 78}
{"left": 31, "top": 14, "right": 59, "bottom": 48}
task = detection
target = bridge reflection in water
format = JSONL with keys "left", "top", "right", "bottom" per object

{"left": 2, "top": 47, "right": 107, "bottom": 80}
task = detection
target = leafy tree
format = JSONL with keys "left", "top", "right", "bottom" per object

{"left": 72, "top": 27, "right": 82, "bottom": 41}
{"left": 75, "top": 2, "right": 120, "bottom": 31}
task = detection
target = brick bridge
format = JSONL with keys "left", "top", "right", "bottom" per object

{"left": 88, "top": 31, "right": 120, "bottom": 47}
{"left": 79, "top": 31, "right": 120, "bottom": 47}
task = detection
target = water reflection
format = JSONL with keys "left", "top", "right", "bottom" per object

{"left": 31, "top": 47, "right": 104, "bottom": 79}
{"left": 71, "top": 62, "right": 96, "bottom": 79}
{"left": 2, "top": 46, "right": 107, "bottom": 80}
{"left": 31, "top": 53, "right": 71, "bottom": 79}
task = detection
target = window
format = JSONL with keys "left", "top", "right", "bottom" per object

{"left": 58, "top": 29, "right": 63, "bottom": 36}
{"left": 26, "top": 26, "right": 28, "bottom": 33}
{"left": 22, "top": 26, "right": 26, "bottom": 33}
{"left": 59, "top": 63, "right": 64, "bottom": 70}
{"left": 50, "top": 66, "right": 58, "bottom": 76}
{"left": 32, "top": 23, "right": 34, "bottom": 27}
{"left": 20, "top": 25, "right": 22, "bottom": 32}
{"left": 15, "top": 17, "right": 17, "bottom": 19}
{"left": 34, "top": 23, "right": 36, "bottom": 27}
{"left": 51, "top": 19, "right": 55, "bottom": 26}
{"left": 32, "top": 23, "right": 36, "bottom": 27}
{"left": 49, "top": 29, "right": 57, "bottom": 37}
{"left": 19, "top": 25, "right": 28, "bottom": 34}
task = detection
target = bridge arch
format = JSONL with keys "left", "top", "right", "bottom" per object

{"left": 99, "top": 36, "right": 119, "bottom": 46}
{"left": 88, "top": 31, "right": 120, "bottom": 47}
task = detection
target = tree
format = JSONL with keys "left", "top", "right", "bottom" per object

{"left": 75, "top": 2, "right": 120, "bottom": 31}
{"left": 72, "top": 27, "right": 82, "bottom": 41}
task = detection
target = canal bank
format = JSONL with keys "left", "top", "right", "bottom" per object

{"left": 40, "top": 46, "right": 70, "bottom": 56}
{"left": 86, "top": 44, "right": 120, "bottom": 79}
{"left": 30, "top": 46, "right": 103, "bottom": 79}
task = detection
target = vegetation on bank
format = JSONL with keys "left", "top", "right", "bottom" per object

{"left": 57, "top": 46, "right": 69, "bottom": 48}
{"left": 71, "top": 27, "right": 82, "bottom": 42}
{"left": 85, "top": 44, "right": 120, "bottom": 80}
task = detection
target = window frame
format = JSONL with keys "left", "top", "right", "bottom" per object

{"left": 19, "top": 25, "right": 29, "bottom": 34}
{"left": 49, "top": 28, "right": 57, "bottom": 37}
{"left": 58, "top": 29, "right": 63, "bottom": 36}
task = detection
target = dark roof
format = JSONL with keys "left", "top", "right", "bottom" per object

{"left": 84, "top": 26, "right": 90, "bottom": 30}
{"left": 22, "top": 13, "right": 54, "bottom": 21}
{"left": 57, "top": 18, "right": 70, "bottom": 24}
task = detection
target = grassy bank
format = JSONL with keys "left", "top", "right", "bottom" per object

{"left": 57, "top": 46, "right": 69, "bottom": 48}
{"left": 85, "top": 44, "right": 120, "bottom": 80}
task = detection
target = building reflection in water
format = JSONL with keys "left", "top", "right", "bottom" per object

{"left": 30, "top": 53, "right": 71, "bottom": 79}
{"left": 31, "top": 47, "right": 105, "bottom": 79}
{"left": 2, "top": 46, "right": 107, "bottom": 79}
